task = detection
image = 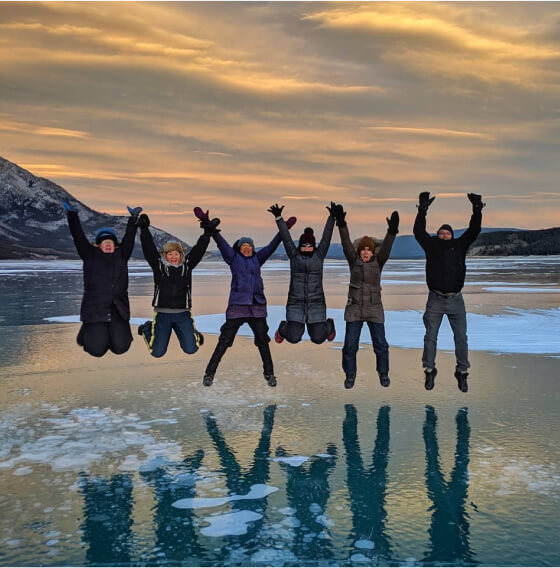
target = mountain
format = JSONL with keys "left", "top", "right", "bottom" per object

{"left": 0, "top": 156, "right": 191, "bottom": 260}
{"left": 469, "top": 227, "right": 560, "bottom": 256}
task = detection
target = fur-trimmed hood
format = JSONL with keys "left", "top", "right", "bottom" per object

{"left": 352, "top": 236, "right": 383, "bottom": 254}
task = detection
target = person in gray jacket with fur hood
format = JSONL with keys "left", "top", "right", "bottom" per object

{"left": 334, "top": 205, "right": 399, "bottom": 389}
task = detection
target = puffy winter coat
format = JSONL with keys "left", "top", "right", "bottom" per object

{"left": 213, "top": 231, "right": 283, "bottom": 310}
{"left": 276, "top": 215, "right": 335, "bottom": 323}
{"left": 413, "top": 209, "right": 482, "bottom": 293}
{"left": 140, "top": 226, "right": 211, "bottom": 310}
{"left": 340, "top": 225, "right": 396, "bottom": 323}
{"left": 67, "top": 211, "right": 137, "bottom": 323}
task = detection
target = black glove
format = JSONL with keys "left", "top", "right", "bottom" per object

{"left": 137, "top": 213, "right": 150, "bottom": 228}
{"left": 418, "top": 192, "right": 435, "bottom": 213}
{"left": 326, "top": 201, "right": 338, "bottom": 218}
{"left": 467, "top": 193, "right": 485, "bottom": 210}
{"left": 267, "top": 203, "right": 284, "bottom": 218}
{"left": 386, "top": 211, "right": 399, "bottom": 235}
{"left": 335, "top": 204, "right": 347, "bottom": 228}
{"left": 201, "top": 217, "right": 221, "bottom": 235}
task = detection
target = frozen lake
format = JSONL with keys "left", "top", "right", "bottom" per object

{"left": 0, "top": 257, "right": 559, "bottom": 566}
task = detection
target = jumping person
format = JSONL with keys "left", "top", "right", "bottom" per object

{"left": 64, "top": 201, "right": 141, "bottom": 357}
{"left": 268, "top": 202, "right": 336, "bottom": 345}
{"left": 335, "top": 205, "right": 399, "bottom": 389}
{"left": 202, "top": 212, "right": 297, "bottom": 388}
{"left": 136, "top": 209, "right": 220, "bottom": 357}
{"left": 414, "top": 192, "right": 484, "bottom": 392}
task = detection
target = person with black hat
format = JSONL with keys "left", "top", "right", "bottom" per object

{"left": 136, "top": 208, "right": 220, "bottom": 357}
{"left": 414, "top": 192, "right": 485, "bottom": 392}
{"left": 201, "top": 210, "right": 297, "bottom": 388}
{"left": 268, "top": 203, "right": 336, "bottom": 345}
{"left": 334, "top": 204, "right": 399, "bottom": 389}
{"left": 63, "top": 201, "right": 141, "bottom": 357}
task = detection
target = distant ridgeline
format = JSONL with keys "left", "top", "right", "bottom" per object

{"left": 0, "top": 156, "right": 192, "bottom": 260}
{"left": 468, "top": 227, "right": 560, "bottom": 256}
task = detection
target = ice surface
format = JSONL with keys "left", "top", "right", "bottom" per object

{"left": 200, "top": 510, "right": 262, "bottom": 537}
{"left": 250, "top": 548, "right": 298, "bottom": 565}
{"left": 172, "top": 483, "right": 278, "bottom": 509}
{"left": 43, "top": 304, "right": 560, "bottom": 354}
{"left": 354, "top": 539, "right": 375, "bottom": 549}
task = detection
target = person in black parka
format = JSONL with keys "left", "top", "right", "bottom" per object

{"left": 136, "top": 210, "right": 220, "bottom": 357}
{"left": 414, "top": 192, "right": 484, "bottom": 393}
{"left": 65, "top": 202, "right": 141, "bottom": 357}
{"left": 268, "top": 202, "right": 336, "bottom": 344}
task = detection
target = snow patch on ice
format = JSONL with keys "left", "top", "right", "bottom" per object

{"left": 355, "top": 539, "right": 375, "bottom": 550}
{"left": 201, "top": 510, "right": 262, "bottom": 537}
{"left": 172, "top": 483, "right": 278, "bottom": 509}
{"left": 271, "top": 456, "right": 310, "bottom": 467}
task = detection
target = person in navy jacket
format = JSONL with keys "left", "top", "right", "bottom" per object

{"left": 202, "top": 213, "right": 297, "bottom": 387}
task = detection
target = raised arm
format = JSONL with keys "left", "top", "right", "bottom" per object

{"left": 257, "top": 216, "right": 297, "bottom": 265}
{"left": 213, "top": 232, "right": 235, "bottom": 265}
{"left": 377, "top": 211, "right": 399, "bottom": 268}
{"left": 186, "top": 222, "right": 216, "bottom": 270}
{"left": 138, "top": 215, "right": 160, "bottom": 271}
{"left": 335, "top": 204, "right": 356, "bottom": 264}
{"left": 459, "top": 193, "right": 484, "bottom": 247}
{"left": 268, "top": 203, "right": 297, "bottom": 258}
{"left": 66, "top": 208, "right": 93, "bottom": 260}
{"left": 316, "top": 207, "right": 336, "bottom": 258}
{"left": 413, "top": 192, "right": 435, "bottom": 250}
{"left": 119, "top": 206, "right": 141, "bottom": 261}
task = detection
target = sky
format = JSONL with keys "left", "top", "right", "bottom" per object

{"left": 1, "top": 1, "right": 560, "bottom": 244}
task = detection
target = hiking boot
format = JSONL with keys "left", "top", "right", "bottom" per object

{"left": 274, "top": 328, "right": 284, "bottom": 343}
{"left": 264, "top": 373, "right": 277, "bottom": 387}
{"left": 424, "top": 368, "right": 437, "bottom": 391}
{"left": 379, "top": 373, "right": 390, "bottom": 387}
{"left": 344, "top": 374, "right": 356, "bottom": 389}
{"left": 138, "top": 320, "right": 151, "bottom": 337}
{"left": 327, "top": 318, "right": 336, "bottom": 341}
{"left": 455, "top": 371, "right": 469, "bottom": 393}
{"left": 202, "top": 372, "right": 214, "bottom": 387}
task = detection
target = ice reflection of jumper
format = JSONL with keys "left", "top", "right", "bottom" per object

{"left": 422, "top": 406, "right": 477, "bottom": 565}
{"left": 274, "top": 442, "right": 338, "bottom": 563}
{"left": 79, "top": 473, "right": 134, "bottom": 565}
{"left": 139, "top": 449, "right": 206, "bottom": 564}
{"left": 202, "top": 405, "right": 276, "bottom": 558}
{"left": 343, "top": 404, "right": 393, "bottom": 562}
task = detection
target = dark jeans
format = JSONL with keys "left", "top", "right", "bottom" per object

{"left": 422, "top": 291, "right": 469, "bottom": 373}
{"left": 77, "top": 305, "right": 132, "bottom": 357}
{"left": 140, "top": 311, "right": 202, "bottom": 358}
{"left": 342, "top": 321, "right": 389, "bottom": 377}
{"left": 277, "top": 319, "right": 334, "bottom": 344}
{"left": 205, "top": 317, "right": 273, "bottom": 375}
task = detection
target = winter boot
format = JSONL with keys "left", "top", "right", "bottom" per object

{"left": 326, "top": 318, "right": 336, "bottom": 342}
{"left": 424, "top": 368, "right": 437, "bottom": 390}
{"left": 274, "top": 328, "right": 284, "bottom": 343}
{"left": 455, "top": 371, "right": 469, "bottom": 393}
{"left": 195, "top": 330, "right": 204, "bottom": 346}
{"left": 379, "top": 373, "right": 390, "bottom": 387}
{"left": 202, "top": 372, "right": 214, "bottom": 387}
{"left": 344, "top": 374, "right": 356, "bottom": 389}
{"left": 138, "top": 320, "right": 151, "bottom": 337}
{"left": 264, "top": 373, "right": 277, "bottom": 387}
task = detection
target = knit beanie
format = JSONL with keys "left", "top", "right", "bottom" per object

{"left": 437, "top": 224, "right": 454, "bottom": 238}
{"left": 237, "top": 237, "right": 255, "bottom": 250}
{"left": 357, "top": 236, "right": 376, "bottom": 253}
{"left": 298, "top": 227, "right": 316, "bottom": 248}
{"left": 95, "top": 227, "right": 118, "bottom": 246}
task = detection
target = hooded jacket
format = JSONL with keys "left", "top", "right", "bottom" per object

{"left": 140, "top": 226, "right": 211, "bottom": 310}
{"left": 413, "top": 209, "right": 482, "bottom": 293}
{"left": 339, "top": 224, "right": 396, "bottom": 323}
{"left": 213, "top": 231, "right": 283, "bottom": 313}
{"left": 67, "top": 211, "right": 137, "bottom": 323}
{"left": 276, "top": 215, "right": 335, "bottom": 323}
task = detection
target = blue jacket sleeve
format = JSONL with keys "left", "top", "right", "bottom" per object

{"left": 257, "top": 232, "right": 283, "bottom": 265}
{"left": 213, "top": 232, "right": 235, "bottom": 265}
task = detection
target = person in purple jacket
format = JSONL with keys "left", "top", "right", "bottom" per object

{"left": 202, "top": 213, "right": 297, "bottom": 388}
